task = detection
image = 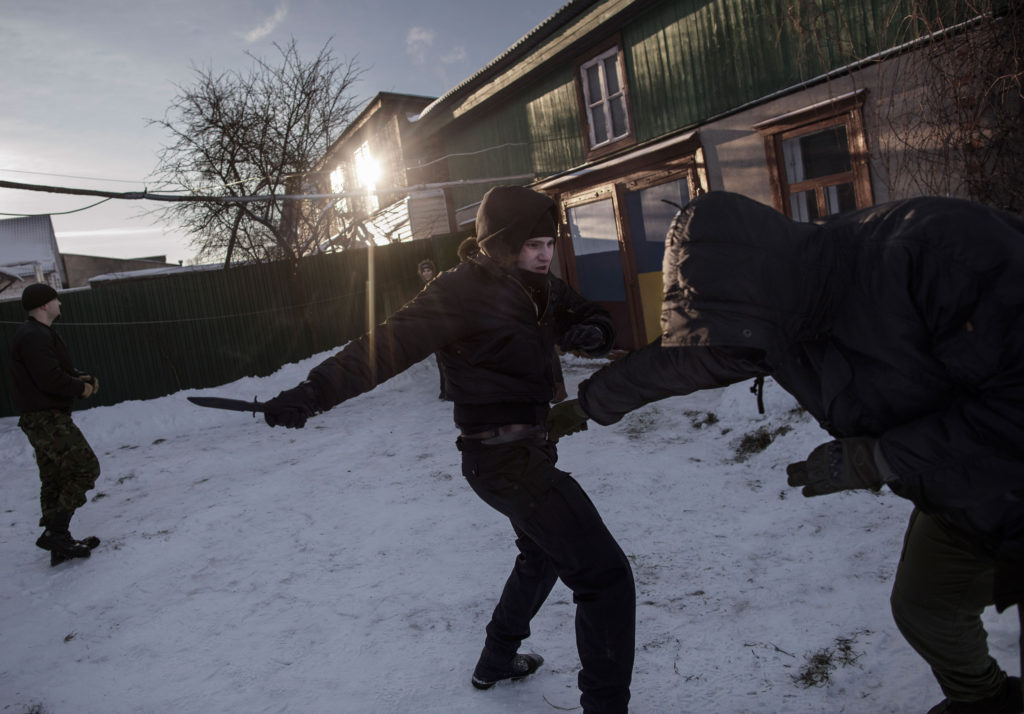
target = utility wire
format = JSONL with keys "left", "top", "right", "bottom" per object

{"left": 0, "top": 174, "right": 535, "bottom": 207}
{"left": 0, "top": 197, "right": 113, "bottom": 217}
{"left": 0, "top": 168, "right": 156, "bottom": 185}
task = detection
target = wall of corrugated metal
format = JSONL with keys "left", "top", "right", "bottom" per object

{"left": 0, "top": 233, "right": 466, "bottom": 418}
{"left": 625, "top": 0, "right": 908, "bottom": 140}
{"left": 432, "top": 0, "right": 966, "bottom": 189}
{"left": 445, "top": 70, "right": 586, "bottom": 211}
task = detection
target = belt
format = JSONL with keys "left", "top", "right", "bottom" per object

{"left": 461, "top": 423, "right": 547, "bottom": 445}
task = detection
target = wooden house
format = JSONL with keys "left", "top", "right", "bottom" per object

{"left": 399, "top": 0, "right": 1016, "bottom": 349}
{"left": 0, "top": 215, "right": 67, "bottom": 299}
{"left": 317, "top": 92, "right": 456, "bottom": 247}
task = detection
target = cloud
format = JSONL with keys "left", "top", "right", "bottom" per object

{"left": 244, "top": 3, "right": 288, "bottom": 42}
{"left": 440, "top": 46, "right": 466, "bottom": 64}
{"left": 405, "top": 26, "right": 434, "bottom": 65}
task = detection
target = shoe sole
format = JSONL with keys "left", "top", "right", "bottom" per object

{"left": 471, "top": 654, "right": 544, "bottom": 690}
{"left": 50, "top": 549, "right": 91, "bottom": 566}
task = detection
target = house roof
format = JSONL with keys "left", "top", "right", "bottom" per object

{"left": 412, "top": 0, "right": 666, "bottom": 134}
{"left": 0, "top": 215, "right": 67, "bottom": 283}
{"left": 416, "top": 0, "right": 598, "bottom": 124}
{"left": 321, "top": 92, "right": 436, "bottom": 164}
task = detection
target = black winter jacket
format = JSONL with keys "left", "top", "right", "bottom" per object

{"left": 308, "top": 255, "right": 613, "bottom": 430}
{"left": 10, "top": 317, "right": 88, "bottom": 413}
{"left": 579, "top": 192, "right": 1024, "bottom": 559}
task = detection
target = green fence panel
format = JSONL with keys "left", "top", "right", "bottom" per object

{"left": 0, "top": 232, "right": 468, "bottom": 418}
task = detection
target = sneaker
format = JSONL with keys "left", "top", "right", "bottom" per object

{"left": 927, "top": 676, "right": 1023, "bottom": 714}
{"left": 471, "top": 651, "right": 544, "bottom": 690}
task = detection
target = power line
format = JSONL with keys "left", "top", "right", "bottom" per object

{"left": 0, "top": 174, "right": 535, "bottom": 207}
{"left": 0, "top": 197, "right": 113, "bottom": 217}
{"left": 0, "top": 167, "right": 158, "bottom": 185}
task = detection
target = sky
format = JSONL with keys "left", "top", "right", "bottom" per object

{"left": 0, "top": 0, "right": 568, "bottom": 265}
{"left": 2, "top": 351, "right": 1020, "bottom": 713}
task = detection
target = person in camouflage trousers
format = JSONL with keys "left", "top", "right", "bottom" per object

{"left": 10, "top": 283, "right": 102, "bottom": 566}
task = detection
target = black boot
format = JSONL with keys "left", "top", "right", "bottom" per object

{"left": 35, "top": 511, "right": 91, "bottom": 566}
{"left": 926, "top": 675, "right": 1022, "bottom": 714}
{"left": 54, "top": 510, "right": 100, "bottom": 550}
{"left": 471, "top": 648, "right": 544, "bottom": 690}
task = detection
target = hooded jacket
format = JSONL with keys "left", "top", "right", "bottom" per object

{"left": 307, "top": 186, "right": 613, "bottom": 430}
{"left": 579, "top": 191, "right": 1024, "bottom": 559}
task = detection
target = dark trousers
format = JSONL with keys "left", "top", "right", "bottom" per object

{"left": 890, "top": 509, "right": 1016, "bottom": 702}
{"left": 459, "top": 436, "right": 634, "bottom": 714}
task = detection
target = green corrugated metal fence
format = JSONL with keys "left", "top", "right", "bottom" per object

{"left": 0, "top": 233, "right": 466, "bottom": 418}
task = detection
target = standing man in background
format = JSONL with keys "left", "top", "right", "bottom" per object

{"left": 417, "top": 258, "right": 451, "bottom": 401}
{"left": 10, "top": 283, "right": 102, "bottom": 566}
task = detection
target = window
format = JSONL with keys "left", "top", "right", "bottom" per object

{"left": 329, "top": 165, "right": 349, "bottom": 214}
{"left": 756, "top": 90, "right": 873, "bottom": 221}
{"left": 575, "top": 42, "right": 634, "bottom": 158}
{"left": 353, "top": 141, "right": 380, "bottom": 213}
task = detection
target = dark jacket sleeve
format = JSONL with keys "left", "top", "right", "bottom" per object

{"left": 578, "top": 339, "right": 768, "bottom": 425}
{"left": 306, "top": 270, "right": 471, "bottom": 410}
{"left": 550, "top": 279, "right": 615, "bottom": 356}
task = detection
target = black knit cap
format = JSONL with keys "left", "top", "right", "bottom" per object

{"left": 476, "top": 186, "right": 557, "bottom": 265}
{"left": 21, "top": 283, "right": 58, "bottom": 311}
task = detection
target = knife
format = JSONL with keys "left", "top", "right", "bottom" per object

{"left": 187, "top": 395, "right": 266, "bottom": 415}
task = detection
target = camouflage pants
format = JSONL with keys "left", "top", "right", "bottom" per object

{"left": 19, "top": 410, "right": 101, "bottom": 528}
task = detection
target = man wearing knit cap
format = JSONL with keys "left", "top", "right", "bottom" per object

{"left": 258, "top": 185, "right": 634, "bottom": 713}
{"left": 415, "top": 258, "right": 451, "bottom": 400}
{"left": 10, "top": 283, "right": 102, "bottom": 566}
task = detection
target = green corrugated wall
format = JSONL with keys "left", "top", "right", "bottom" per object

{"left": 0, "top": 233, "right": 466, "bottom": 418}
{"left": 435, "top": 0, "right": 971, "bottom": 196}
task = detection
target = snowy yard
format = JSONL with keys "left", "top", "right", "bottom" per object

{"left": 1, "top": 352, "right": 1018, "bottom": 713}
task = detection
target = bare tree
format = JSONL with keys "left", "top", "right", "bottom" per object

{"left": 874, "top": 0, "right": 1023, "bottom": 213}
{"left": 149, "top": 39, "right": 364, "bottom": 265}
{"left": 779, "top": 0, "right": 1022, "bottom": 215}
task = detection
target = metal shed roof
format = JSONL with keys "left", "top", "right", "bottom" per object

{"left": 0, "top": 215, "right": 67, "bottom": 284}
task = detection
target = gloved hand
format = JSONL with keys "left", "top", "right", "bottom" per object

{"left": 546, "top": 399, "right": 589, "bottom": 442}
{"left": 559, "top": 324, "right": 605, "bottom": 353}
{"left": 264, "top": 382, "right": 320, "bottom": 429}
{"left": 786, "top": 437, "right": 884, "bottom": 497}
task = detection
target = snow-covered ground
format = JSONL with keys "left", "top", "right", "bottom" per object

{"left": 1, "top": 352, "right": 1018, "bottom": 713}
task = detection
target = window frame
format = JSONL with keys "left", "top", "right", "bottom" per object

{"left": 574, "top": 37, "right": 636, "bottom": 160}
{"left": 756, "top": 90, "right": 873, "bottom": 220}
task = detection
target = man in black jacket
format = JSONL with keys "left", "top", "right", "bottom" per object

{"left": 262, "top": 186, "right": 635, "bottom": 714}
{"left": 415, "top": 257, "right": 451, "bottom": 401}
{"left": 551, "top": 192, "right": 1024, "bottom": 713}
{"left": 10, "top": 283, "right": 102, "bottom": 566}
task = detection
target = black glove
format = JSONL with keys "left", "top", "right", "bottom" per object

{"left": 786, "top": 437, "right": 884, "bottom": 497}
{"left": 546, "top": 399, "right": 589, "bottom": 442}
{"left": 560, "top": 324, "right": 605, "bottom": 353}
{"left": 264, "top": 382, "right": 320, "bottom": 429}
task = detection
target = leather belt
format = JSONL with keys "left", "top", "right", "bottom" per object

{"left": 461, "top": 423, "right": 547, "bottom": 445}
